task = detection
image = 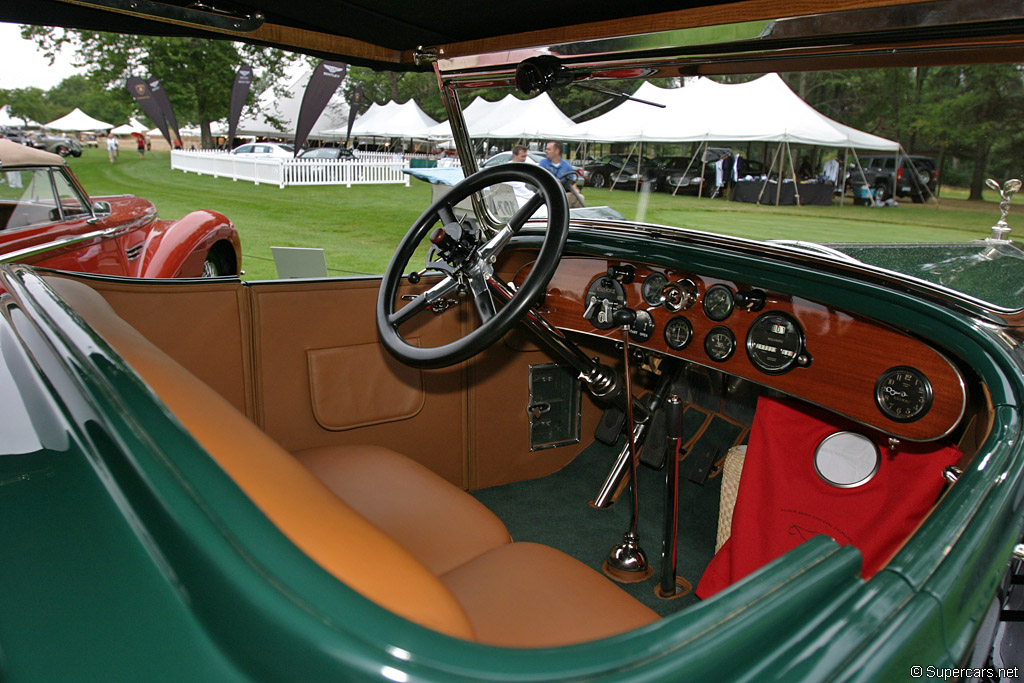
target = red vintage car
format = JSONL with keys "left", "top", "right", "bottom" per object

{"left": 0, "top": 139, "right": 239, "bottom": 277}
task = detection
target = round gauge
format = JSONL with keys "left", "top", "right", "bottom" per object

{"left": 704, "top": 326, "right": 736, "bottom": 362}
{"left": 875, "top": 366, "right": 933, "bottom": 423}
{"left": 703, "top": 284, "right": 735, "bottom": 321}
{"left": 746, "top": 312, "right": 805, "bottom": 374}
{"left": 628, "top": 310, "right": 655, "bottom": 343}
{"left": 642, "top": 272, "right": 669, "bottom": 305}
{"left": 584, "top": 276, "right": 627, "bottom": 330}
{"left": 663, "top": 316, "right": 693, "bottom": 350}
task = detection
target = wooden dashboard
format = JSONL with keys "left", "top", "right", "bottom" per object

{"left": 516, "top": 257, "right": 966, "bottom": 442}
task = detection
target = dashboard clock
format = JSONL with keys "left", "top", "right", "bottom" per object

{"left": 875, "top": 366, "right": 933, "bottom": 423}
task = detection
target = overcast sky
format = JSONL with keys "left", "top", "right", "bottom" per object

{"left": 0, "top": 22, "right": 81, "bottom": 91}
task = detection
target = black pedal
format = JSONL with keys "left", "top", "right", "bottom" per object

{"left": 640, "top": 407, "right": 668, "bottom": 469}
{"left": 594, "top": 405, "right": 625, "bottom": 445}
{"left": 688, "top": 447, "right": 722, "bottom": 486}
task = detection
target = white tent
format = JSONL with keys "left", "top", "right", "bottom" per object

{"left": 424, "top": 96, "right": 498, "bottom": 140}
{"left": 236, "top": 70, "right": 350, "bottom": 140}
{"left": 551, "top": 75, "right": 898, "bottom": 150}
{"left": 472, "top": 92, "right": 575, "bottom": 139}
{"left": 329, "top": 99, "right": 438, "bottom": 138}
{"left": 110, "top": 117, "right": 150, "bottom": 135}
{"left": 44, "top": 107, "right": 114, "bottom": 131}
{"left": 0, "top": 105, "right": 37, "bottom": 128}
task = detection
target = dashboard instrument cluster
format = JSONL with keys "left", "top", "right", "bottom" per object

{"left": 521, "top": 257, "right": 966, "bottom": 441}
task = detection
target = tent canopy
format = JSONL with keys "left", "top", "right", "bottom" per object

{"left": 44, "top": 107, "right": 114, "bottom": 131}
{"left": 550, "top": 74, "right": 898, "bottom": 151}
{"left": 470, "top": 92, "right": 574, "bottom": 139}
{"left": 111, "top": 117, "right": 150, "bottom": 135}
{"left": 237, "top": 70, "right": 349, "bottom": 140}
{"left": 328, "top": 99, "right": 438, "bottom": 138}
{"left": 424, "top": 96, "right": 499, "bottom": 140}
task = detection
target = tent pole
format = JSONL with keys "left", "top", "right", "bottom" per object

{"left": 617, "top": 142, "right": 638, "bottom": 193}
{"left": 786, "top": 140, "right": 802, "bottom": 207}
{"left": 849, "top": 148, "right": 870, "bottom": 205}
{"left": 698, "top": 140, "right": 708, "bottom": 198}
{"left": 637, "top": 140, "right": 643, "bottom": 193}
{"left": 899, "top": 144, "right": 939, "bottom": 206}
{"left": 840, "top": 148, "right": 848, "bottom": 207}
{"left": 775, "top": 143, "right": 784, "bottom": 207}
{"left": 676, "top": 140, "right": 703, "bottom": 198}
{"left": 758, "top": 144, "right": 782, "bottom": 205}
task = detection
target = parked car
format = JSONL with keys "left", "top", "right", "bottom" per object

{"left": 847, "top": 153, "right": 938, "bottom": 203}
{"left": 231, "top": 142, "right": 296, "bottom": 158}
{"left": 0, "top": 127, "right": 35, "bottom": 146}
{"left": 1, "top": 3, "right": 1023, "bottom": 683}
{"left": 482, "top": 149, "right": 546, "bottom": 166}
{"left": 32, "top": 133, "right": 83, "bottom": 157}
{"left": 609, "top": 157, "right": 665, "bottom": 190}
{"left": 0, "top": 140, "right": 240, "bottom": 277}
{"left": 579, "top": 153, "right": 629, "bottom": 188}
{"left": 298, "top": 146, "right": 355, "bottom": 160}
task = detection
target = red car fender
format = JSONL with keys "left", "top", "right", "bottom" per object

{"left": 136, "top": 210, "right": 241, "bottom": 278}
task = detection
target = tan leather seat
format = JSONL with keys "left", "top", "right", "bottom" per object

{"left": 293, "top": 444, "right": 512, "bottom": 575}
{"left": 47, "top": 276, "right": 660, "bottom": 647}
{"left": 441, "top": 542, "right": 660, "bottom": 647}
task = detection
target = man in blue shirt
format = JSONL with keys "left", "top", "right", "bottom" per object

{"left": 539, "top": 141, "right": 584, "bottom": 207}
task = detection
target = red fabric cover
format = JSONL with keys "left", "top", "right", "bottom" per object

{"left": 696, "top": 396, "right": 961, "bottom": 599}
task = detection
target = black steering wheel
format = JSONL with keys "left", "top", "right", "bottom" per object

{"left": 377, "top": 163, "right": 569, "bottom": 369}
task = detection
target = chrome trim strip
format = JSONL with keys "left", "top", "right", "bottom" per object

{"left": 0, "top": 226, "right": 121, "bottom": 264}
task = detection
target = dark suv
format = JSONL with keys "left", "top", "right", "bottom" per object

{"left": 848, "top": 154, "right": 937, "bottom": 203}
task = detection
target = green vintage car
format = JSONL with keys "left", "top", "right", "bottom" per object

{"left": 2, "top": 1, "right": 1024, "bottom": 681}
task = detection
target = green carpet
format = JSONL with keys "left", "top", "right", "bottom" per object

{"left": 471, "top": 434, "right": 727, "bottom": 617}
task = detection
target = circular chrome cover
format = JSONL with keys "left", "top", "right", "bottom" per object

{"left": 813, "top": 431, "right": 880, "bottom": 488}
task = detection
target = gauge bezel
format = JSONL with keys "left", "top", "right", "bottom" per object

{"left": 641, "top": 272, "right": 669, "bottom": 306}
{"left": 703, "top": 284, "right": 735, "bottom": 321}
{"left": 663, "top": 316, "right": 693, "bottom": 350}
{"left": 704, "top": 325, "right": 736, "bottom": 362}
{"left": 874, "top": 365, "right": 934, "bottom": 423}
{"left": 745, "top": 312, "right": 805, "bottom": 375}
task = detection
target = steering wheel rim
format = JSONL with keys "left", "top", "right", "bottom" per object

{"left": 377, "top": 163, "right": 569, "bottom": 369}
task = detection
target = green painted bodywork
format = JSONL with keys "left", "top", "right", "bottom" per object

{"left": 0, "top": 217, "right": 1022, "bottom": 681}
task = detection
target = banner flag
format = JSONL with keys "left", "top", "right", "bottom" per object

{"left": 147, "top": 78, "right": 181, "bottom": 147}
{"left": 294, "top": 61, "right": 347, "bottom": 156}
{"left": 345, "top": 85, "right": 364, "bottom": 146}
{"left": 228, "top": 63, "right": 254, "bottom": 149}
{"left": 125, "top": 77, "right": 172, "bottom": 145}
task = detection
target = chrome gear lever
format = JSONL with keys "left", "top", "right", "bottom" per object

{"left": 603, "top": 307, "right": 653, "bottom": 583}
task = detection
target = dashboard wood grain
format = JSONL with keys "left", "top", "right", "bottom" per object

{"left": 515, "top": 257, "right": 966, "bottom": 441}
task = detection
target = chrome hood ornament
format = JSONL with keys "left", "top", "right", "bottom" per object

{"left": 986, "top": 177, "right": 1022, "bottom": 242}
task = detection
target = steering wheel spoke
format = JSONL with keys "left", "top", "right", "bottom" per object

{"left": 387, "top": 275, "right": 458, "bottom": 327}
{"left": 508, "top": 193, "right": 545, "bottom": 233}
{"left": 467, "top": 271, "right": 496, "bottom": 323}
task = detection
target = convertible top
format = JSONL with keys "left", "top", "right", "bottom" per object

{"left": 5, "top": 0, "right": 1023, "bottom": 71}
{"left": 0, "top": 139, "right": 66, "bottom": 168}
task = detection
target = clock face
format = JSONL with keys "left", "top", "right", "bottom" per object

{"left": 875, "top": 366, "right": 933, "bottom": 423}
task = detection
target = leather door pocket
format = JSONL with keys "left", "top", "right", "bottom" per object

{"left": 308, "top": 340, "right": 424, "bottom": 431}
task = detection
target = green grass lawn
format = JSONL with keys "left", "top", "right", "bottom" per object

{"left": 67, "top": 148, "right": 1001, "bottom": 281}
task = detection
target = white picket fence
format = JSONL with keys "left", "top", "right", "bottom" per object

{"left": 169, "top": 150, "right": 443, "bottom": 188}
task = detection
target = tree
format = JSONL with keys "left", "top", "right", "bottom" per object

{"left": 22, "top": 27, "right": 299, "bottom": 148}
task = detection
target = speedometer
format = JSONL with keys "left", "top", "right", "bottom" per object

{"left": 746, "top": 313, "right": 805, "bottom": 374}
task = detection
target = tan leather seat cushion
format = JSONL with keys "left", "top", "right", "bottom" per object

{"left": 293, "top": 445, "right": 512, "bottom": 575}
{"left": 441, "top": 542, "right": 660, "bottom": 647}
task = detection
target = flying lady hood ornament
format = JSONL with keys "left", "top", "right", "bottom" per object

{"left": 986, "top": 177, "right": 1022, "bottom": 242}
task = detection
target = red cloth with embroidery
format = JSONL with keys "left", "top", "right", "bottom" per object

{"left": 696, "top": 396, "right": 961, "bottom": 599}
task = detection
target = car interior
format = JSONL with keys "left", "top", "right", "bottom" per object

{"left": 3, "top": 0, "right": 1018, "bottom": 660}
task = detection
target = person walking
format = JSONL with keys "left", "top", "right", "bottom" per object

{"left": 106, "top": 134, "right": 119, "bottom": 163}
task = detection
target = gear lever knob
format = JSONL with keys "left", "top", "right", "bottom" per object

{"left": 612, "top": 307, "right": 636, "bottom": 327}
